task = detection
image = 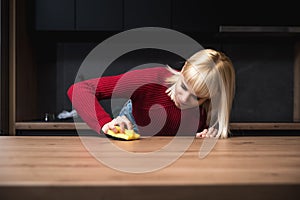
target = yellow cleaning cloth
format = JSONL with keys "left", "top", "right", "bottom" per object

{"left": 106, "top": 126, "right": 140, "bottom": 141}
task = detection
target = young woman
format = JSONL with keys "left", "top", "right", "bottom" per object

{"left": 67, "top": 48, "right": 236, "bottom": 139}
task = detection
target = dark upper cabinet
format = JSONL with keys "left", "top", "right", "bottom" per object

{"left": 35, "top": 0, "right": 75, "bottom": 30}
{"left": 34, "top": 0, "right": 123, "bottom": 31}
{"left": 219, "top": 2, "right": 300, "bottom": 26}
{"left": 124, "top": 0, "right": 171, "bottom": 29}
{"left": 34, "top": 0, "right": 299, "bottom": 32}
{"left": 76, "top": 0, "right": 123, "bottom": 31}
{"left": 172, "top": 0, "right": 220, "bottom": 32}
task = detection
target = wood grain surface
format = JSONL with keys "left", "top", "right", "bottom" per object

{"left": 0, "top": 135, "right": 300, "bottom": 200}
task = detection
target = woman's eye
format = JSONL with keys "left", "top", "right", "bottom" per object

{"left": 181, "top": 83, "right": 187, "bottom": 91}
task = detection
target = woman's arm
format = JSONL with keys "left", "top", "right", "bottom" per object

{"left": 67, "top": 77, "right": 115, "bottom": 134}
{"left": 67, "top": 66, "right": 167, "bottom": 134}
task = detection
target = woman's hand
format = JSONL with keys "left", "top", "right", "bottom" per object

{"left": 101, "top": 115, "right": 133, "bottom": 134}
{"left": 196, "top": 127, "right": 218, "bottom": 138}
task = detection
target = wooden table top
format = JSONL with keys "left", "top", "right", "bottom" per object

{"left": 1, "top": 135, "right": 300, "bottom": 200}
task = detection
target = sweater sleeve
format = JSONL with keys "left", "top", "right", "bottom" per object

{"left": 67, "top": 77, "right": 113, "bottom": 134}
{"left": 67, "top": 66, "right": 167, "bottom": 134}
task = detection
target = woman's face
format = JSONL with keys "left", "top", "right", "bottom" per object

{"left": 173, "top": 76, "right": 207, "bottom": 109}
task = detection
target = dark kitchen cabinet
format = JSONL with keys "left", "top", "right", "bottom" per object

{"left": 34, "top": 0, "right": 300, "bottom": 32}
{"left": 35, "top": 0, "right": 75, "bottom": 30}
{"left": 35, "top": 0, "right": 123, "bottom": 31}
{"left": 219, "top": 2, "right": 300, "bottom": 26}
{"left": 124, "top": 0, "right": 171, "bottom": 29}
{"left": 172, "top": 0, "right": 219, "bottom": 32}
{"left": 76, "top": 0, "right": 123, "bottom": 31}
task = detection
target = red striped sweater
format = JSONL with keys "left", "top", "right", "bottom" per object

{"left": 67, "top": 66, "right": 207, "bottom": 136}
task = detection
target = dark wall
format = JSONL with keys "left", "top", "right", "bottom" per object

{"left": 224, "top": 39, "right": 294, "bottom": 122}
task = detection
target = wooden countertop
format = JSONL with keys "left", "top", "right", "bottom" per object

{"left": 14, "top": 122, "right": 300, "bottom": 130}
{"left": 0, "top": 135, "right": 300, "bottom": 200}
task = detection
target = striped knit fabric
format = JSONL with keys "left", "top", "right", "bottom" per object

{"left": 67, "top": 66, "right": 207, "bottom": 136}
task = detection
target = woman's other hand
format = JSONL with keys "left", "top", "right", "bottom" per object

{"left": 196, "top": 127, "right": 218, "bottom": 138}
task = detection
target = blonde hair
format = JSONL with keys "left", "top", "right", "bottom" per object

{"left": 165, "top": 49, "right": 235, "bottom": 139}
